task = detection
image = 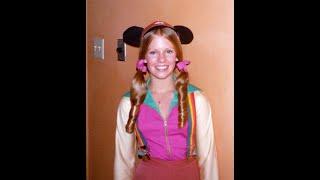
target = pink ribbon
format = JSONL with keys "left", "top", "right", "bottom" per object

{"left": 136, "top": 59, "right": 147, "bottom": 72}
{"left": 176, "top": 60, "right": 190, "bottom": 72}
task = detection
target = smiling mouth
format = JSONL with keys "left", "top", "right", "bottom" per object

{"left": 155, "top": 65, "right": 169, "bottom": 71}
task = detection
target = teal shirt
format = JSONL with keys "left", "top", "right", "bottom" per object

{"left": 123, "top": 83, "right": 200, "bottom": 113}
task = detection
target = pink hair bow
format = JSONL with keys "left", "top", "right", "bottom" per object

{"left": 176, "top": 60, "right": 190, "bottom": 72}
{"left": 136, "top": 59, "right": 147, "bottom": 72}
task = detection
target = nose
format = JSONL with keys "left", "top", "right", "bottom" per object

{"left": 157, "top": 51, "right": 166, "bottom": 63}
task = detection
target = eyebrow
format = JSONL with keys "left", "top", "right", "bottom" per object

{"left": 147, "top": 48, "right": 175, "bottom": 51}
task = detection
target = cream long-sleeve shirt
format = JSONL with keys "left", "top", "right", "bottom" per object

{"left": 114, "top": 90, "right": 219, "bottom": 180}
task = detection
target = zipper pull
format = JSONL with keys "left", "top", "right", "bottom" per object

{"left": 164, "top": 120, "right": 167, "bottom": 127}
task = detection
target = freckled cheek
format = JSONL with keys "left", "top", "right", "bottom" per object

{"left": 167, "top": 59, "right": 177, "bottom": 68}
{"left": 145, "top": 59, "right": 157, "bottom": 68}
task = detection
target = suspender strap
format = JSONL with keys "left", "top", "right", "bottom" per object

{"left": 187, "top": 92, "right": 197, "bottom": 157}
{"left": 134, "top": 123, "right": 150, "bottom": 159}
{"left": 134, "top": 124, "right": 147, "bottom": 147}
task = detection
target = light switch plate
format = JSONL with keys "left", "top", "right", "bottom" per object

{"left": 93, "top": 38, "right": 104, "bottom": 60}
{"left": 117, "top": 39, "right": 126, "bottom": 61}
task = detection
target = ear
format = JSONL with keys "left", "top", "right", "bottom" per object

{"left": 173, "top": 25, "right": 194, "bottom": 44}
{"left": 123, "top": 26, "right": 144, "bottom": 47}
{"left": 176, "top": 58, "right": 179, "bottom": 62}
{"left": 143, "top": 59, "right": 147, "bottom": 63}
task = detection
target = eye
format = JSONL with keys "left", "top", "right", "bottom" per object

{"left": 166, "top": 49, "right": 174, "bottom": 54}
{"left": 148, "top": 51, "right": 156, "bottom": 55}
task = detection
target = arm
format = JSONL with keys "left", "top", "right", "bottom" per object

{"left": 114, "top": 97, "right": 136, "bottom": 180}
{"left": 195, "top": 91, "right": 219, "bottom": 180}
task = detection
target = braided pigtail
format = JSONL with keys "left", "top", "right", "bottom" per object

{"left": 175, "top": 71, "right": 189, "bottom": 128}
{"left": 125, "top": 71, "right": 147, "bottom": 133}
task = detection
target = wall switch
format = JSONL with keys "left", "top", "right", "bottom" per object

{"left": 93, "top": 38, "right": 104, "bottom": 60}
{"left": 116, "top": 39, "right": 126, "bottom": 61}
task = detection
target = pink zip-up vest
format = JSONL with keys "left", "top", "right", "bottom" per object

{"left": 126, "top": 84, "right": 199, "bottom": 160}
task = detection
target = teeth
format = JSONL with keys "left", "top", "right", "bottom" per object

{"left": 155, "top": 65, "right": 169, "bottom": 70}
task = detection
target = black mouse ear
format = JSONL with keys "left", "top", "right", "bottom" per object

{"left": 123, "top": 26, "right": 144, "bottom": 47}
{"left": 173, "top": 25, "right": 194, "bottom": 44}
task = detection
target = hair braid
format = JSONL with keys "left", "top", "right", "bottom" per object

{"left": 125, "top": 71, "right": 147, "bottom": 133}
{"left": 175, "top": 71, "right": 189, "bottom": 128}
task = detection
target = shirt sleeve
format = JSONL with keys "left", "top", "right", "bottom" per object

{"left": 114, "top": 97, "right": 136, "bottom": 180}
{"left": 194, "top": 91, "right": 219, "bottom": 180}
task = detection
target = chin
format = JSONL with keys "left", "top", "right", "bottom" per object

{"left": 149, "top": 70, "right": 175, "bottom": 80}
{"left": 149, "top": 72, "right": 170, "bottom": 79}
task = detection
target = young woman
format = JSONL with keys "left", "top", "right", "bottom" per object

{"left": 114, "top": 20, "right": 219, "bottom": 180}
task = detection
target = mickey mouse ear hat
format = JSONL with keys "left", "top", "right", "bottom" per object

{"left": 123, "top": 20, "right": 194, "bottom": 47}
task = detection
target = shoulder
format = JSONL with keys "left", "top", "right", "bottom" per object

{"left": 118, "top": 93, "right": 131, "bottom": 110}
{"left": 122, "top": 91, "right": 131, "bottom": 98}
{"left": 187, "top": 85, "right": 212, "bottom": 112}
{"left": 188, "top": 84, "right": 207, "bottom": 101}
{"left": 187, "top": 83, "right": 201, "bottom": 94}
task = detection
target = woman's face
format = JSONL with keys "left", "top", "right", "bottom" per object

{"left": 145, "top": 35, "right": 178, "bottom": 80}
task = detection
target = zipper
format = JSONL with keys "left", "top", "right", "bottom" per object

{"left": 163, "top": 118, "right": 172, "bottom": 157}
{"left": 149, "top": 89, "right": 173, "bottom": 158}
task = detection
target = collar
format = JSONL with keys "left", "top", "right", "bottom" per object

{"left": 144, "top": 77, "right": 178, "bottom": 113}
